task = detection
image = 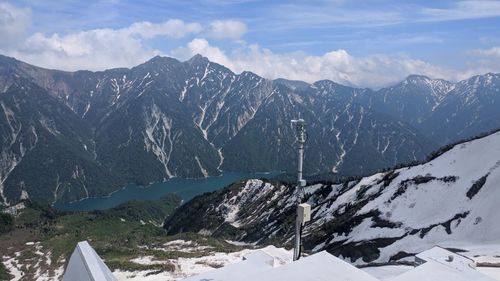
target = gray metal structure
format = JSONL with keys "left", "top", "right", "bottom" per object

{"left": 291, "top": 118, "right": 310, "bottom": 261}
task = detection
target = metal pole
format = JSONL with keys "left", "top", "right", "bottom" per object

{"left": 292, "top": 119, "right": 306, "bottom": 261}
{"left": 297, "top": 141, "right": 303, "bottom": 184}
{"left": 293, "top": 214, "right": 301, "bottom": 261}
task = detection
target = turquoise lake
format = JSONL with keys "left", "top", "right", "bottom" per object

{"left": 53, "top": 172, "right": 281, "bottom": 212}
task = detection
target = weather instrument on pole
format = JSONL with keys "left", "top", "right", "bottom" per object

{"left": 291, "top": 118, "right": 311, "bottom": 261}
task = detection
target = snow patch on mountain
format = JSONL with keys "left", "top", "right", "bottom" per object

{"left": 216, "top": 179, "right": 280, "bottom": 228}
{"left": 143, "top": 104, "right": 174, "bottom": 178}
{"left": 194, "top": 156, "right": 208, "bottom": 178}
{"left": 0, "top": 101, "right": 39, "bottom": 203}
{"left": 114, "top": 244, "right": 292, "bottom": 281}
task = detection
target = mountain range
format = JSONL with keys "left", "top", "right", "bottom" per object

{"left": 165, "top": 129, "right": 500, "bottom": 264}
{"left": 0, "top": 54, "right": 499, "bottom": 204}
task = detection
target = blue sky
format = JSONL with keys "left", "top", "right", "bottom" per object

{"left": 1, "top": 0, "right": 500, "bottom": 88}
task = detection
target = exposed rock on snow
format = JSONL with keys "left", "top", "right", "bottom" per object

{"left": 114, "top": 245, "right": 292, "bottom": 281}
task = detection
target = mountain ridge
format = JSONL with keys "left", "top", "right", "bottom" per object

{"left": 2, "top": 53, "right": 498, "bottom": 91}
{"left": 1, "top": 54, "right": 499, "bottom": 204}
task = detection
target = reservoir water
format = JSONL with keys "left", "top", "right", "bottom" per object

{"left": 53, "top": 172, "right": 281, "bottom": 212}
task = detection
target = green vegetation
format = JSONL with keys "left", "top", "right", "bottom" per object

{"left": 94, "top": 195, "right": 179, "bottom": 225}
{"left": 0, "top": 213, "right": 14, "bottom": 235}
{"left": 0, "top": 262, "right": 12, "bottom": 281}
{"left": 0, "top": 194, "right": 198, "bottom": 278}
{"left": 38, "top": 195, "right": 181, "bottom": 267}
{"left": 0, "top": 193, "right": 248, "bottom": 281}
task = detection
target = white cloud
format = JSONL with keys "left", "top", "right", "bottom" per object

{"left": 421, "top": 1, "right": 500, "bottom": 22}
{"left": 0, "top": 1, "right": 496, "bottom": 89}
{"left": 0, "top": 16, "right": 250, "bottom": 71}
{"left": 208, "top": 20, "right": 247, "bottom": 40}
{"left": 7, "top": 29, "right": 159, "bottom": 71}
{"left": 463, "top": 46, "right": 500, "bottom": 77}
{"left": 270, "top": 4, "right": 405, "bottom": 29}
{"left": 0, "top": 2, "right": 31, "bottom": 47}
{"left": 172, "top": 38, "right": 233, "bottom": 67}
{"left": 0, "top": 19, "right": 203, "bottom": 71}
{"left": 259, "top": 1, "right": 500, "bottom": 31}
{"left": 128, "top": 19, "right": 202, "bottom": 39}
{"left": 474, "top": 46, "right": 500, "bottom": 58}
{"left": 172, "top": 38, "right": 457, "bottom": 89}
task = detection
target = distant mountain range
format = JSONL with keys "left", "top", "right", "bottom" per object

{"left": 165, "top": 129, "right": 500, "bottom": 264}
{"left": 0, "top": 54, "right": 499, "bottom": 204}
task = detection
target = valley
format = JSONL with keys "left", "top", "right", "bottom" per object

{"left": 1, "top": 54, "right": 500, "bottom": 280}
{"left": 2, "top": 125, "right": 500, "bottom": 281}
{"left": 2, "top": 1, "right": 500, "bottom": 279}
{"left": 54, "top": 171, "right": 280, "bottom": 212}
{"left": 0, "top": 194, "right": 288, "bottom": 281}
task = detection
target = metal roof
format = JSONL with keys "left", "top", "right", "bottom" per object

{"left": 62, "top": 241, "right": 117, "bottom": 281}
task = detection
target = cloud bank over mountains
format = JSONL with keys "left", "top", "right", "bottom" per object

{"left": 1, "top": 1, "right": 499, "bottom": 89}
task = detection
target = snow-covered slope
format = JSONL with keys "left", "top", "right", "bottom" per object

{"left": 332, "top": 129, "right": 500, "bottom": 263}
{"left": 113, "top": 241, "right": 292, "bottom": 281}
{"left": 166, "top": 130, "right": 500, "bottom": 264}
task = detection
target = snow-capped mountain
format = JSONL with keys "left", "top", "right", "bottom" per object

{"left": 0, "top": 54, "right": 499, "bottom": 204}
{"left": 165, "top": 129, "right": 500, "bottom": 264}
{"left": 422, "top": 73, "right": 500, "bottom": 144}
{"left": 358, "top": 75, "right": 455, "bottom": 127}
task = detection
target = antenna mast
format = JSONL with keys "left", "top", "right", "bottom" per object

{"left": 291, "top": 118, "right": 311, "bottom": 261}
